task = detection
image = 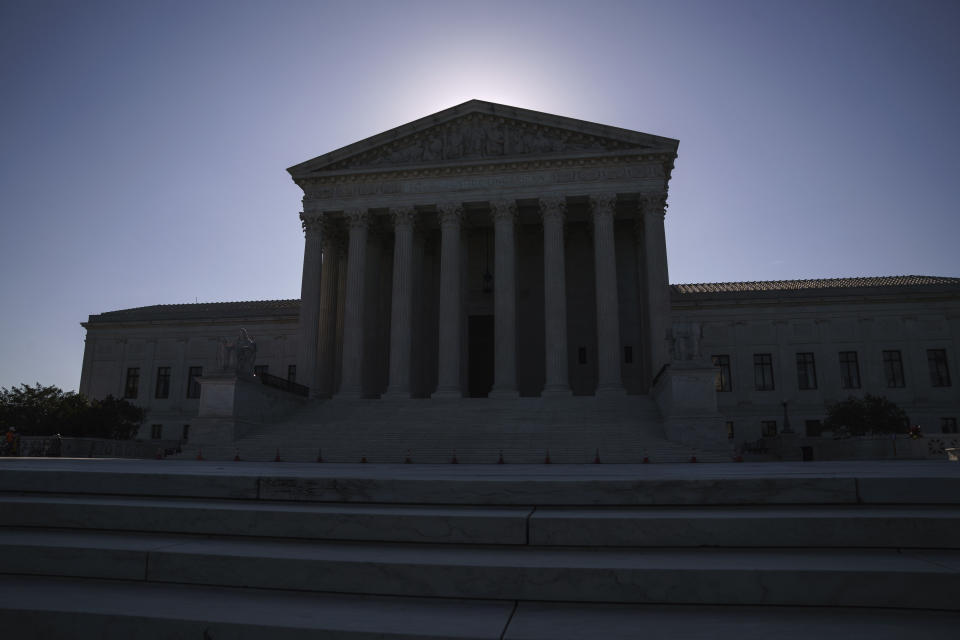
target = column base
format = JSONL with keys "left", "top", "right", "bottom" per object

{"left": 431, "top": 387, "right": 462, "bottom": 399}
{"left": 489, "top": 387, "right": 519, "bottom": 399}
{"left": 595, "top": 384, "right": 627, "bottom": 397}
{"left": 540, "top": 385, "right": 573, "bottom": 397}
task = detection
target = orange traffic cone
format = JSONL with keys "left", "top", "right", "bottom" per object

{"left": 689, "top": 455, "right": 697, "bottom": 463}
{"left": 274, "top": 448, "right": 282, "bottom": 462}
{"left": 155, "top": 448, "right": 163, "bottom": 460}
{"left": 233, "top": 449, "right": 241, "bottom": 462}
{"left": 361, "top": 456, "right": 368, "bottom": 463}
{"left": 642, "top": 456, "right": 650, "bottom": 464}
{"left": 196, "top": 449, "right": 204, "bottom": 461}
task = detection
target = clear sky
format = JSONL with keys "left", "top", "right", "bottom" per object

{"left": 1, "top": 0, "right": 958, "bottom": 392}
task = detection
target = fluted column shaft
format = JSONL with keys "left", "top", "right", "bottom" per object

{"left": 384, "top": 207, "right": 416, "bottom": 398}
{"left": 591, "top": 194, "right": 626, "bottom": 395}
{"left": 489, "top": 200, "right": 519, "bottom": 398}
{"left": 336, "top": 209, "right": 369, "bottom": 399}
{"left": 541, "top": 197, "right": 572, "bottom": 396}
{"left": 297, "top": 212, "right": 323, "bottom": 393}
{"left": 642, "top": 192, "right": 671, "bottom": 381}
{"left": 314, "top": 224, "right": 342, "bottom": 398}
{"left": 432, "top": 202, "right": 464, "bottom": 398}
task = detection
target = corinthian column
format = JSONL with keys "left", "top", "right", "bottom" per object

{"left": 642, "top": 192, "right": 671, "bottom": 381}
{"left": 297, "top": 212, "right": 323, "bottom": 393}
{"left": 314, "top": 222, "right": 343, "bottom": 398}
{"left": 335, "top": 209, "right": 369, "bottom": 399}
{"left": 591, "top": 194, "right": 626, "bottom": 396}
{"left": 384, "top": 206, "right": 416, "bottom": 398}
{"left": 489, "top": 199, "right": 519, "bottom": 398}
{"left": 540, "top": 196, "right": 572, "bottom": 396}
{"left": 432, "top": 202, "right": 464, "bottom": 399}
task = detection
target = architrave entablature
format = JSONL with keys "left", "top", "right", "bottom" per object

{"left": 293, "top": 101, "right": 678, "bottom": 219}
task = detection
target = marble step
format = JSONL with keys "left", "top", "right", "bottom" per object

{"left": 2, "top": 527, "right": 958, "bottom": 609}
{"left": 4, "top": 459, "right": 959, "bottom": 506}
{"left": 183, "top": 445, "right": 730, "bottom": 464}
{"left": 7, "top": 576, "right": 959, "bottom": 640}
{"left": 0, "top": 575, "right": 513, "bottom": 640}
{"left": 2, "top": 495, "right": 958, "bottom": 548}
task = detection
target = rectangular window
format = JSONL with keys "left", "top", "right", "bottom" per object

{"left": 624, "top": 346, "right": 633, "bottom": 364}
{"left": 150, "top": 424, "right": 163, "bottom": 439}
{"left": 796, "top": 353, "right": 817, "bottom": 390}
{"left": 805, "top": 419, "right": 824, "bottom": 437}
{"left": 186, "top": 366, "right": 203, "bottom": 399}
{"left": 754, "top": 354, "right": 775, "bottom": 391}
{"left": 839, "top": 351, "right": 860, "bottom": 389}
{"left": 761, "top": 420, "right": 778, "bottom": 437}
{"left": 928, "top": 349, "right": 952, "bottom": 387}
{"left": 287, "top": 365, "right": 297, "bottom": 383}
{"left": 711, "top": 355, "right": 732, "bottom": 392}
{"left": 882, "top": 350, "right": 905, "bottom": 388}
{"left": 155, "top": 367, "right": 171, "bottom": 399}
{"left": 182, "top": 424, "right": 190, "bottom": 442}
{"left": 941, "top": 417, "right": 958, "bottom": 434}
{"left": 253, "top": 365, "right": 269, "bottom": 378}
{"left": 124, "top": 367, "right": 140, "bottom": 399}
{"left": 578, "top": 347, "right": 587, "bottom": 365}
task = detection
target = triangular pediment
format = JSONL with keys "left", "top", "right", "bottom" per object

{"left": 288, "top": 100, "right": 678, "bottom": 178}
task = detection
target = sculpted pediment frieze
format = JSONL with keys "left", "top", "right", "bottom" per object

{"left": 324, "top": 114, "right": 644, "bottom": 171}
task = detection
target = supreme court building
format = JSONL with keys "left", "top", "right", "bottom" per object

{"left": 79, "top": 101, "right": 960, "bottom": 452}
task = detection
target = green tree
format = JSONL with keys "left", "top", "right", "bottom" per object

{"left": 824, "top": 394, "right": 909, "bottom": 436}
{"left": 0, "top": 383, "right": 143, "bottom": 439}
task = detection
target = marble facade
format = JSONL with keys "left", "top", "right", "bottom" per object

{"left": 77, "top": 101, "right": 960, "bottom": 449}
{"left": 288, "top": 101, "right": 678, "bottom": 400}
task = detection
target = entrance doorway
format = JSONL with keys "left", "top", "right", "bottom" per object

{"left": 468, "top": 315, "right": 494, "bottom": 397}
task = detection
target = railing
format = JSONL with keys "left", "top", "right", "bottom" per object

{"left": 258, "top": 372, "right": 309, "bottom": 397}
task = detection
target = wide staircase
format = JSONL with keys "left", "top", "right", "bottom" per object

{"left": 184, "top": 395, "right": 731, "bottom": 463}
{"left": 0, "top": 458, "right": 959, "bottom": 638}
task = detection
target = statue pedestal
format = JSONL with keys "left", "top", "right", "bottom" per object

{"left": 190, "top": 373, "right": 307, "bottom": 446}
{"left": 652, "top": 360, "right": 727, "bottom": 449}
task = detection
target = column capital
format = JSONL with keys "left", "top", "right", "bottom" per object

{"left": 300, "top": 212, "right": 324, "bottom": 236}
{"left": 345, "top": 208, "right": 371, "bottom": 229}
{"left": 539, "top": 196, "right": 567, "bottom": 223}
{"left": 391, "top": 206, "right": 418, "bottom": 228}
{"left": 490, "top": 199, "right": 518, "bottom": 223}
{"left": 589, "top": 193, "right": 618, "bottom": 217}
{"left": 437, "top": 201, "right": 464, "bottom": 226}
{"left": 640, "top": 191, "right": 669, "bottom": 219}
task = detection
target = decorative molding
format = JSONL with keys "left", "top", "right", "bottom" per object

{"left": 436, "top": 202, "right": 464, "bottom": 227}
{"left": 299, "top": 212, "right": 324, "bottom": 236}
{"left": 539, "top": 196, "right": 567, "bottom": 223}
{"left": 640, "top": 191, "right": 669, "bottom": 219}
{"left": 298, "top": 157, "right": 668, "bottom": 202}
{"left": 490, "top": 199, "right": 518, "bottom": 223}
{"left": 345, "top": 208, "right": 371, "bottom": 229}
{"left": 390, "top": 206, "right": 417, "bottom": 228}
{"left": 589, "top": 193, "right": 617, "bottom": 217}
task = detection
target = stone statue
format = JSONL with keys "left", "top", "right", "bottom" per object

{"left": 236, "top": 328, "right": 257, "bottom": 378}
{"left": 670, "top": 322, "right": 703, "bottom": 362}
{"left": 216, "top": 337, "right": 236, "bottom": 372}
